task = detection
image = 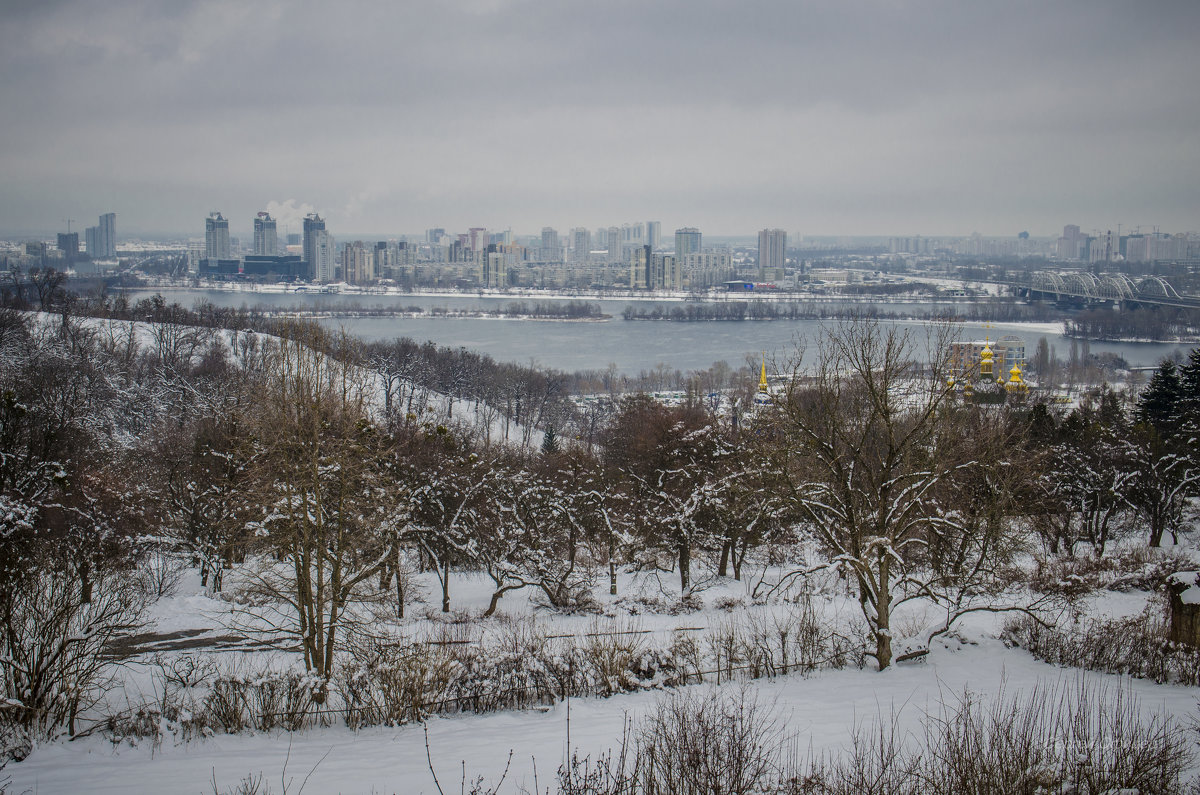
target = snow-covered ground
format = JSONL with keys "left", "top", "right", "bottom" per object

{"left": 7, "top": 567, "right": 1198, "bottom": 794}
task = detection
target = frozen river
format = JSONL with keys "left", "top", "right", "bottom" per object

{"left": 119, "top": 288, "right": 1190, "bottom": 375}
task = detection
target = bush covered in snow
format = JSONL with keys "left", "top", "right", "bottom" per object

{"left": 1004, "top": 605, "right": 1200, "bottom": 686}
{"left": 557, "top": 680, "right": 1192, "bottom": 795}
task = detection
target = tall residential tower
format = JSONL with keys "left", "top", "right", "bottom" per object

{"left": 253, "top": 212, "right": 278, "bottom": 256}
{"left": 674, "top": 227, "right": 701, "bottom": 260}
{"left": 757, "top": 228, "right": 786, "bottom": 281}
{"left": 302, "top": 213, "right": 326, "bottom": 281}
{"left": 205, "top": 212, "right": 231, "bottom": 260}
{"left": 84, "top": 212, "right": 116, "bottom": 259}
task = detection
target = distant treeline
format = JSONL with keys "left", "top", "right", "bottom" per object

{"left": 495, "top": 300, "right": 604, "bottom": 319}
{"left": 1064, "top": 306, "right": 1200, "bottom": 342}
{"left": 248, "top": 299, "right": 606, "bottom": 321}
{"left": 622, "top": 299, "right": 1062, "bottom": 324}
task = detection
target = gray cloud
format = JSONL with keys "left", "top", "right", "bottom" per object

{"left": 2, "top": 0, "right": 1197, "bottom": 239}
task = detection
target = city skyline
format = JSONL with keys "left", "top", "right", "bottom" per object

{"left": 1, "top": 1, "right": 1198, "bottom": 238}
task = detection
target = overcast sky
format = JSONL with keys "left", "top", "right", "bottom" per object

{"left": 2, "top": 0, "right": 1198, "bottom": 240}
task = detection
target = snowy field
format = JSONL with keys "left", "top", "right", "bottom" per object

{"left": 7, "top": 566, "right": 1198, "bottom": 794}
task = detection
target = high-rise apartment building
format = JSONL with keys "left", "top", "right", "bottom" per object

{"left": 205, "top": 212, "right": 231, "bottom": 260}
{"left": 646, "top": 221, "right": 661, "bottom": 251}
{"left": 469, "top": 228, "right": 488, "bottom": 252}
{"left": 341, "top": 241, "right": 372, "bottom": 284}
{"left": 757, "top": 228, "right": 787, "bottom": 280}
{"left": 571, "top": 227, "right": 591, "bottom": 263}
{"left": 311, "top": 230, "right": 334, "bottom": 282}
{"left": 57, "top": 232, "right": 79, "bottom": 260}
{"left": 302, "top": 213, "right": 326, "bottom": 281}
{"left": 629, "top": 245, "right": 653, "bottom": 289}
{"left": 540, "top": 227, "right": 560, "bottom": 261}
{"left": 479, "top": 244, "right": 507, "bottom": 288}
{"left": 607, "top": 226, "right": 621, "bottom": 263}
{"left": 99, "top": 212, "right": 115, "bottom": 258}
{"left": 675, "top": 227, "right": 701, "bottom": 260}
{"left": 84, "top": 212, "right": 117, "bottom": 259}
{"left": 187, "top": 241, "right": 204, "bottom": 274}
{"left": 1057, "top": 224, "right": 1084, "bottom": 260}
{"left": 253, "top": 212, "right": 278, "bottom": 256}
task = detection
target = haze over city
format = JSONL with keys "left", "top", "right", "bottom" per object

{"left": 2, "top": 0, "right": 1198, "bottom": 239}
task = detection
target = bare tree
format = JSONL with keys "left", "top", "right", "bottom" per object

{"left": 27, "top": 267, "right": 66, "bottom": 312}
{"left": 767, "top": 318, "right": 1001, "bottom": 670}
{"left": 1123, "top": 428, "right": 1199, "bottom": 547}
{"left": 406, "top": 426, "right": 492, "bottom": 613}
{"left": 603, "top": 396, "right": 734, "bottom": 594}
{"left": 0, "top": 567, "right": 148, "bottom": 750}
{"left": 237, "top": 328, "right": 393, "bottom": 701}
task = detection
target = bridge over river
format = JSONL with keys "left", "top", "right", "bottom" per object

{"left": 1010, "top": 271, "right": 1200, "bottom": 310}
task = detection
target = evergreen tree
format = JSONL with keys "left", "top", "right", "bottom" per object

{"left": 1177, "top": 347, "right": 1200, "bottom": 434}
{"left": 540, "top": 425, "right": 559, "bottom": 456}
{"left": 1136, "top": 360, "right": 1183, "bottom": 437}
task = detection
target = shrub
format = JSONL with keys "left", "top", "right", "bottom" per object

{"left": 558, "top": 687, "right": 789, "bottom": 795}
{"left": 1004, "top": 606, "right": 1200, "bottom": 686}
{"left": 337, "top": 636, "right": 459, "bottom": 727}
{"left": 562, "top": 680, "right": 1192, "bottom": 794}
{"left": 1030, "top": 546, "right": 1194, "bottom": 598}
{"left": 0, "top": 568, "right": 148, "bottom": 758}
{"left": 796, "top": 680, "right": 1192, "bottom": 794}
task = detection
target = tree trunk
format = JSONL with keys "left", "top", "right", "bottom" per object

{"left": 718, "top": 539, "right": 731, "bottom": 578}
{"left": 395, "top": 548, "right": 405, "bottom": 619}
{"left": 874, "top": 561, "right": 892, "bottom": 671}
{"left": 678, "top": 540, "right": 690, "bottom": 593}
{"left": 441, "top": 559, "right": 451, "bottom": 613}
{"left": 78, "top": 562, "right": 92, "bottom": 605}
{"left": 483, "top": 583, "right": 523, "bottom": 618}
{"left": 609, "top": 536, "right": 617, "bottom": 595}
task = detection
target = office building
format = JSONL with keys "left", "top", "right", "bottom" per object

{"left": 243, "top": 255, "right": 302, "bottom": 280}
{"left": 607, "top": 226, "right": 620, "bottom": 263}
{"left": 205, "top": 212, "right": 231, "bottom": 260}
{"left": 675, "top": 227, "right": 701, "bottom": 260}
{"left": 253, "top": 212, "right": 278, "bottom": 256}
{"left": 758, "top": 228, "right": 787, "bottom": 281}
